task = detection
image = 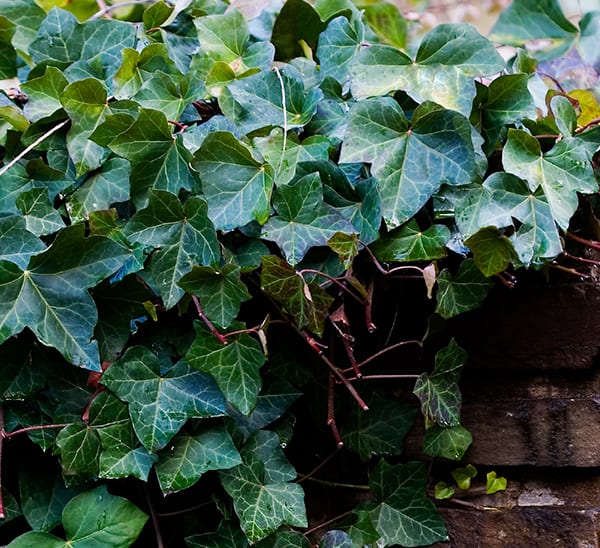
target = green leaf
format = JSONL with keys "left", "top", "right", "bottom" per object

{"left": 490, "top": 0, "right": 577, "bottom": 52}
{"left": 102, "top": 346, "right": 227, "bottom": 452}
{"left": 451, "top": 464, "right": 478, "bottom": 490}
{"left": 472, "top": 74, "right": 537, "bottom": 153}
{"left": 551, "top": 94, "right": 577, "bottom": 137}
{"left": 434, "top": 482, "right": 454, "bottom": 500}
{"left": 91, "top": 108, "right": 198, "bottom": 207}
{"left": 340, "top": 98, "right": 480, "bottom": 228}
{"left": 221, "top": 65, "right": 323, "bottom": 134}
{"left": 0, "top": 16, "right": 16, "bottom": 79}
{"left": 0, "top": 224, "right": 131, "bottom": 370}
{"left": 346, "top": 509, "right": 381, "bottom": 547}
{"left": 20, "top": 464, "right": 81, "bottom": 532}
{"left": 350, "top": 24, "right": 504, "bottom": 115}
{"left": 55, "top": 423, "right": 101, "bottom": 480}
{"left": 260, "top": 255, "right": 334, "bottom": 337}
{"left": 186, "top": 520, "right": 249, "bottom": 548}
{"left": 435, "top": 259, "right": 493, "bottom": 319}
{"left": 423, "top": 425, "right": 473, "bottom": 461}
{"left": 327, "top": 232, "right": 360, "bottom": 269}
{"left": 363, "top": 2, "right": 407, "bottom": 49}
{"left": 486, "top": 471, "right": 507, "bottom": 494}
{"left": 341, "top": 398, "right": 417, "bottom": 462}
{"left": 366, "top": 460, "right": 448, "bottom": 546}
{"left": 178, "top": 264, "right": 251, "bottom": 329}
{"left": 413, "top": 340, "right": 467, "bottom": 428}
{"left": 319, "top": 530, "right": 352, "bottom": 548}
{"left": 155, "top": 424, "right": 242, "bottom": 494}
{"left": 316, "top": 15, "right": 363, "bottom": 84}
{"left": 0, "top": 0, "right": 46, "bottom": 53}
{"left": 124, "top": 190, "right": 220, "bottom": 309}
{"left": 371, "top": 220, "right": 450, "bottom": 262}
{"left": 133, "top": 71, "right": 195, "bottom": 122}
{"left": 219, "top": 430, "right": 307, "bottom": 543}
{"left": 185, "top": 323, "right": 266, "bottom": 416}
{"left": 503, "top": 129, "right": 598, "bottom": 230}
{"left": 257, "top": 530, "right": 311, "bottom": 547}
{"left": 193, "top": 131, "right": 274, "bottom": 230}
{"left": 262, "top": 173, "right": 355, "bottom": 265}
{"left": 465, "top": 227, "right": 519, "bottom": 277}
{"left": 7, "top": 531, "right": 65, "bottom": 548}
{"left": 16, "top": 188, "right": 65, "bottom": 236}
{"left": 0, "top": 215, "right": 45, "bottom": 269}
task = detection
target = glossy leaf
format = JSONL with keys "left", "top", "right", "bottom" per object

{"left": 365, "top": 460, "right": 448, "bottom": 547}
{"left": 486, "top": 471, "right": 508, "bottom": 494}
{"left": 185, "top": 323, "right": 265, "bottom": 415}
{"left": 316, "top": 15, "right": 363, "bottom": 84}
{"left": 371, "top": 221, "right": 450, "bottom": 262}
{"left": 413, "top": 340, "right": 467, "bottom": 428}
{"left": 155, "top": 424, "right": 242, "bottom": 493}
{"left": 124, "top": 190, "right": 220, "bottom": 309}
{"left": 451, "top": 464, "right": 478, "bottom": 489}
{"left": 465, "top": 227, "right": 519, "bottom": 277}
{"left": 102, "top": 346, "right": 227, "bottom": 452}
{"left": 423, "top": 425, "right": 473, "bottom": 461}
{"left": 219, "top": 430, "right": 307, "bottom": 543}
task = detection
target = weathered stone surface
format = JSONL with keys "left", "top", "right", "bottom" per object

{"left": 450, "top": 282, "right": 600, "bottom": 370}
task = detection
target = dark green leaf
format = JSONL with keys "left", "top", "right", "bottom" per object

{"left": 16, "top": 188, "right": 65, "bottom": 236}
{"left": 186, "top": 520, "right": 249, "bottom": 548}
{"left": 102, "top": 346, "right": 226, "bottom": 452}
{"left": 178, "top": 264, "right": 251, "bottom": 329}
{"left": 366, "top": 460, "right": 448, "bottom": 546}
{"left": 0, "top": 215, "right": 45, "bottom": 269}
{"left": 423, "top": 425, "right": 473, "bottom": 461}
{"left": 193, "top": 131, "right": 274, "bottom": 230}
{"left": 319, "top": 530, "right": 352, "bottom": 548}
{"left": 260, "top": 255, "right": 334, "bottom": 337}
{"left": 155, "top": 424, "right": 241, "bottom": 493}
{"left": 341, "top": 398, "right": 417, "bottom": 462}
{"left": 0, "top": 16, "right": 16, "bottom": 79}
{"left": 124, "top": 190, "right": 220, "bottom": 309}
{"left": 435, "top": 259, "right": 493, "bottom": 319}
{"left": 185, "top": 323, "right": 265, "bottom": 416}
{"left": 413, "top": 340, "right": 467, "bottom": 428}
{"left": 219, "top": 430, "right": 307, "bottom": 543}
{"left": 0, "top": 0, "right": 46, "bottom": 53}
{"left": 316, "top": 15, "right": 363, "bottom": 84}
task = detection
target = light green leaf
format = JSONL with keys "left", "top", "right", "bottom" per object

{"left": 434, "top": 482, "right": 454, "bottom": 500}
{"left": 366, "top": 460, "right": 448, "bottom": 547}
{"left": 185, "top": 323, "right": 265, "bottom": 416}
{"left": 193, "top": 131, "right": 274, "bottom": 230}
{"left": 102, "top": 346, "right": 227, "bottom": 452}
{"left": 423, "top": 425, "right": 473, "bottom": 461}
{"left": 155, "top": 424, "right": 242, "bottom": 494}
{"left": 363, "top": 2, "right": 407, "bottom": 49}
{"left": 486, "top": 471, "right": 507, "bottom": 494}
{"left": 221, "top": 65, "right": 323, "bottom": 134}
{"left": 0, "top": 224, "right": 130, "bottom": 369}
{"left": 341, "top": 399, "right": 417, "bottom": 462}
{"left": 91, "top": 108, "right": 198, "bottom": 207}
{"left": 465, "top": 227, "right": 519, "bottom": 277}
{"left": 178, "top": 264, "right": 251, "bottom": 329}
{"left": 219, "top": 430, "right": 307, "bottom": 543}
{"left": 435, "top": 259, "right": 493, "bottom": 319}
{"left": 260, "top": 255, "right": 334, "bottom": 337}
{"left": 413, "top": 340, "right": 467, "bottom": 428}
{"left": 0, "top": 17, "right": 16, "bottom": 79}
{"left": 371, "top": 220, "right": 450, "bottom": 262}
{"left": 502, "top": 129, "right": 597, "bottom": 229}
{"left": 451, "top": 464, "right": 478, "bottom": 489}
{"left": 124, "top": 190, "right": 220, "bottom": 309}
{"left": 262, "top": 173, "right": 355, "bottom": 265}
{"left": 350, "top": 24, "right": 504, "bottom": 115}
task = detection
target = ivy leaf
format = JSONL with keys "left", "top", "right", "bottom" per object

{"left": 486, "top": 471, "right": 507, "bottom": 494}
{"left": 0, "top": 224, "right": 130, "bottom": 370}
{"left": 0, "top": 0, "right": 46, "bottom": 53}
{"left": 193, "top": 131, "right": 274, "bottom": 230}
{"left": 365, "top": 460, "right": 448, "bottom": 547}
{"left": 0, "top": 215, "right": 45, "bottom": 269}
{"left": 55, "top": 423, "right": 101, "bottom": 482}
{"left": 423, "top": 425, "right": 473, "bottom": 461}
{"left": 363, "top": 3, "right": 407, "bottom": 49}
{"left": 91, "top": 108, "right": 198, "bottom": 207}
{"left": 262, "top": 173, "right": 355, "bottom": 265}
{"left": 490, "top": 0, "right": 577, "bottom": 53}
{"left": 16, "top": 188, "right": 65, "bottom": 236}
{"left": 465, "top": 227, "right": 519, "bottom": 277}
{"left": 185, "top": 323, "right": 266, "bottom": 416}
{"left": 371, "top": 220, "right": 450, "bottom": 262}
{"left": 350, "top": 24, "right": 504, "bottom": 115}
{"left": 124, "top": 190, "right": 220, "bottom": 309}
{"left": 257, "top": 530, "right": 312, "bottom": 547}
{"left": 102, "top": 346, "right": 227, "bottom": 452}
{"left": 219, "top": 430, "right": 307, "bottom": 543}
{"left": 155, "top": 424, "right": 242, "bottom": 494}
{"left": 435, "top": 259, "right": 493, "bottom": 319}
{"left": 472, "top": 74, "right": 537, "bottom": 153}
{"left": 451, "top": 464, "right": 478, "bottom": 489}
{"left": 413, "top": 340, "right": 467, "bottom": 428}
{"left": 340, "top": 98, "right": 479, "bottom": 228}
{"left": 341, "top": 399, "right": 417, "bottom": 462}
{"left": 186, "top": 520, "right": 249, "bottom": 548}
{"left": 221, "top": 65, "right": 322, "bottom": 134}
{"left": 260, "top": 255, "right": 334, "bottom": 337}
{"left": 271, "top": 0, "right": 326, "bottom": 60}
{"left": 178, "top": 264, "right": 251, "bottom": 329}
{"left": 133, "top": 71, "right": 195, "bottom": 122}
{"left": 0, "top": 17, "right": 16, "bottom": 79}
{"left": 316, "top": 15, "right": 363, "bottom": 84}
{"left": 503, "top": 129, "right": 598, "bottom": 229}
{"left": 319, "top": 530, "right": 353, "bottom": 548}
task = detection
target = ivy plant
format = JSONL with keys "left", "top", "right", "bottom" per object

{"left": 1, "top": 0, "right": 600, "bottom": 546}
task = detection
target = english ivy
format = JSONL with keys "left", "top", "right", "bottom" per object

{"left": 0, "top": 0, "right": 599, "bottom": 545}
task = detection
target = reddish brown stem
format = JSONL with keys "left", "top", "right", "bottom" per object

{"left": 0, "top": 406, "right": 4, "bottom": 519}
{"left": 326, "top": 373, "right": 343, "bottom": 447}
{"left": 2, "top": 423, "right": 69, "bottom": 439}
{"left": 350, "top": 339, "right": 423, "bottom": 371}
{"left": 192, "top": 295, "right": 227, "bottom": 344}
{"left": 565, "top": 231, "right": 600, "bottom": 250}
{"left": 576, "top": 116, "right": 600, "bottom": 133}
{"left": 365, "top": 281, "right": 376, "bottom": 333}
{"left": 347, "top": 373, "right": 420, "bottom": 382}
{"left": 550, "top": 263, "right": 590, "bottom": 279}
{"left": 561, "top": 251, "right": 600, "bottom": 266}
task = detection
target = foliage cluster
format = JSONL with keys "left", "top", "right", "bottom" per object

{"left": 1, "top": 0, "right": 600, "bottom": 545}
